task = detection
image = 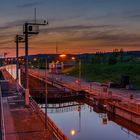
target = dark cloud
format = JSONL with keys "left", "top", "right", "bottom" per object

{"left": 69, "top": 31, "right": 140, "bottom": 43}
{"left": 32, "top": 22, "right": 140, "bottom": 50}
{"left": 123, "top": 9, "right": 140, "bottom": 20}
{"left": 0, "top": 18, "right": 47, "bottom": 31}
{"left": 42, "top": 24, "right": 117, "bottom": 33}
{"left": 16, "top": 1, "right": 44, "bottom": 8}
{"left": 0, "top": 33, "right": 14, "bottom": 39}
{"left": 125, "top": 14, "right": 140, "bottom": 19}
{"left": 5, "top": 18, "right": 37, "bottom": 27}
{"left": 0, "top": 19, "right": 31, "bottom": 32}
{"left": 0, "top": 40, "right": 13, "bottom": 45}
{"left": 0, "top": 18, "right": 36, "bottom": 42}
{"left": 1, "top": 18, "right": 140, "bottom": 50}
{"left": 93, "top": 32, "right": 140, "bottom": 42}
{"left": 0, "top": 46, "right": 15, "bottom": 49}
{"left": 44, "top": 25, "right": 140, "bottom": 45}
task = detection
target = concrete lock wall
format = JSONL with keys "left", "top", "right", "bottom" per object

{"left": 107, "top": 105, "right": 140, "bottom": 125}
{"left": 115, "top": 108, "right": 140, "bottom": 125}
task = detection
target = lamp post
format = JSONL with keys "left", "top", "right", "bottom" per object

{"left": 15, "top": 35, "right": 25, "bottom": 92}
{"left": 38, "top": 58, "right": 40, "bottom": 77}
{"left": 24, "top": 23, "right": 29, "bottom": 107}
{"left": 78, "top": 60, "right": 81, "bottom": 90}
{"left": 45, "top": 58, "right": 48, "bottom": 129}
{"left": 23, "top": 21, "right": 48, "bottom": 107}
{"left": 15, "top": 35, "right": 19, "bottom": 90}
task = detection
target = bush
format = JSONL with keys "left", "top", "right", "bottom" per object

{"left": 108, "top": 57, "right": 117, "bottom": 65}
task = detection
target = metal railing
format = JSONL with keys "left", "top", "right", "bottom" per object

{"left": 121, "top": 127, "right": 140, "bottom": 140}
{"left": 0, "top": 68, "right": 69, "bottom": 140}
{"left": 116, "top": 102, "right": 140, "bottom": 115}
{"left": 18, "top": 84, "right": 69, "bottom": 140}
{"left": 0, "top": 86, "right": 6, "bottom": 140}
{"left": 29, "top": 97, "right": 69, "bottom": 140}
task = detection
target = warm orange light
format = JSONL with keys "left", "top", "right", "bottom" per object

{"left": 59, "top": 54, "right": 67, "bottom": 58}
{"left": 71, "top": 57, "right": 76, "bottom": 60}
{"left": 70, "top": 130, "right": 76, "bottom": 136}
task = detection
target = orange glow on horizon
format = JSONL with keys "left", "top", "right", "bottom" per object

{"left": 1, "top": 41, "right": 140, "bottom": 57}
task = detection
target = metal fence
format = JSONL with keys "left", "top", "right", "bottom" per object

{"left": 0, "top": 86, "right": 6, "bottom": 140}
{"left": 29, "top": 97, "right": 69, "bottom": 140}
{"left": 17, "top": 84, "right": 69, "bottom": 140}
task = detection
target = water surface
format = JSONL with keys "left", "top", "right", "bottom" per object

{"left": 41, "top": 101, "right": 140, "bottom": 140}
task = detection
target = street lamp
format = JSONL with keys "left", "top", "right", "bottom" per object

{"left": 15, "top": 35, "right": 25, "bottom": 92}
{"left": 78, "top": 60, "right": 81, "bottom": 90}
{"left": 75, "top": 60, "right": 81, "bottom": 90}
{"left": 23, "top": 20, "right": 48, "bottom": 107}
{"left": 45, "top": 58, "right": 48, "bottom": 129}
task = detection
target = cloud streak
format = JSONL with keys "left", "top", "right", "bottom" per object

{"left": 1, "top": 19, "right": 140, "bottom": 53}
{"left": 125, "top": 14, "right": 140, "bottom": 20}
{"left": 42, "top": 24, "right": 118, "bottom": 33}
{"left": 37, "top": 24, "right": 140, "bottom": 48}
{"left": 16, "top": 1, "right": 45, "bottom": 8}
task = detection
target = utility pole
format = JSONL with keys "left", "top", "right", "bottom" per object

{"left": 34, "top": 8, "right": 37, "bottom": 23}
{"left": 45, "top": 58, "right": 48, "bottom": 129}
{"left": 16, "top": 35, "right": 19, "bottom": 92}
{"left": 23, "top": 20, "right": 48, "bottom": 107}
{"left": 56, "top": 42, "right": 58, "bottom": 55}
{"left": 24, "top": 23, "right": 30, "bottom": 106}
{"left": 79, "top": 60, "right": 81, "bottom": 90}
{"left": 15, "top": 35, "right": 25, "bottom": 92}
{"left": 79, "top": 105, "right": 81, "bottom": 132}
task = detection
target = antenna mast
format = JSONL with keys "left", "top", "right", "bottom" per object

{"left": 34, "top": 8, "right": 37, "bottom": 23}
{"left": 56, "top": 42, "right": 58, "bottom": 55}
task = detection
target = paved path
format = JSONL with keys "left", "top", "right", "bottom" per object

{"left": 29, "top": 69, "right": 140, "bottom": 104}
{"left": 1, "top": 69, "right": 69, "bottom": 140}
{"left": 2, "top": 92, "right": 52, "bottom": 140}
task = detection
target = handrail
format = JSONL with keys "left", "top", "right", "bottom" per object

{"left": 121, "top": 127, "right": 140, "bottom": 140}
{"left": 108, "top": 102, "right": 140, "bottom": 116}
{"left": 29, "top": 97, "right": 69, "bottom": 140}
{"left": 14, "top": 83, "right": 69, "bottom": 140}
{"left": 0, "top": 86, "right": 6, "bottom": 140}
{"left": 18, "top": 84, "right": 68, "bottom": 140}
{"left": 0, "top": 68, "right": 69, "bottom": 139}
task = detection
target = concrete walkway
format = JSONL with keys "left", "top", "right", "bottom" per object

{"left": 29, "top": 69, "right": 140, "bottom": 103}
{"left": 1, "top": 68, "right": 69, "bottom": 140}
{"left": 2, "top": 92, "right": 52, "bottom": 140}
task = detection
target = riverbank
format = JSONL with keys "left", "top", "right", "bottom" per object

{"left": 63, "top": 62, "right": 140, "bottom": 89}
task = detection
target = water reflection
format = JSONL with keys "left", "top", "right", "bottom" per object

{"left": 40, "top": 100, "right": 140, "bottom": 140}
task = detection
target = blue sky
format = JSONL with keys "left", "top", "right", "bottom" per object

{"left": 1, "top": 0, "right": 140, "bottom": 56}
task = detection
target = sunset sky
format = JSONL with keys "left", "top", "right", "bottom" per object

{"left": 1, "top": 0, "right": 140, "bottom": 56}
